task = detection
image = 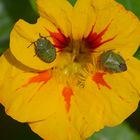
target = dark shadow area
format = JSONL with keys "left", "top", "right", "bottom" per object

{"left": 0, "top": 39, "right": 9, "bottom": 56}
{"left": 2, "top": 0, "right": 38, "bottom": 23}
{"left": 4, "top": 49, "right": 40, "bottom": 72}
{"left": 0, "top": 0, "right": 39, "bottom": 55}
{"left": 0, "top": 104, "right": 42, "bottom": 140}
{"left": 127, "top": 104, "right": 140, "bottom": 133}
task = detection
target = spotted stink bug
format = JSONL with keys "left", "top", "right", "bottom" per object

{"left": 28, "top": 34, "right": 56, "bottom": 63}
{"left": 98, "top": 50, "right": 127, "bottom": 73}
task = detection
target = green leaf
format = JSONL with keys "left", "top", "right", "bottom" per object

{"left": 0, "top": 0, "right": 13, "bottom": 55}
{"left": 116, "top": 0, "right": 140, "bottom": 60}
{"left": 2, "top": 0, "right": 38, "bottom": 22}
{"left": 29, "top": 0, "right": 38, "bottom": 14}
{"left": 116, "top": 0, "right": 140, "bottom": 18}
{"left": 29, "top": 0, "right": 77, "bottom": 9}
{"left": 134, "top": 47, "right": 140, "bottom": 60}
{"left": 88, "top": 123, "right": 140, "bottom": 140}
{"left": 68, "top": 0, "right": 77, "bottom": 6}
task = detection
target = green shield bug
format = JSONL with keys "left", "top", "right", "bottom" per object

{"left": 98, "top": 50, "right": 127, "bottom": 73}
{"left": 28, "top": 34, "right": 56, "bottom": 63}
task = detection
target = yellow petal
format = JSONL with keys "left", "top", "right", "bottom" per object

{"left": 68, "top": 85, "right": 105, "bottom": 139}
{"left": 29, "top": 98, "right": 82, "bottom": 140}
{"left": 68, "top": 57, "right": 140, "bottom": 138}
{"left": 37, "top": 0, "right": 73, "bottom": 36}
{"left": 88, "top": 0, "right": 140, "bottom": 57}
{"left": 29, "top": 87, "right": 93, "bottom": 140}
{"left": 72, "top": 0, "right": 96, "bottom": 39}
{"left": 10, "top": 17, "right": 62, "bottom": 70}
{"left": 0, "top": 50, "right": 61, "bottom": 122}
{"left": 1, "top": 50, "right": 140, "bottom": 140}
{"left": 29, "top": 55, "right": 140, "bottom": 139}
{"left": 92, "top": 57, "right": 140, "bottom": 126}
{"left": 92, "top": 0, "right": 114, "bottom": 9}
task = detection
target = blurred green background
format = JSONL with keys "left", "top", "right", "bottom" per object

{"left": 0, "top": 0, "right": 140, "bottom": 139}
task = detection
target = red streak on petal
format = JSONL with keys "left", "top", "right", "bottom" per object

{"left": 16, "top": 71, "right": 52, "bottom": 91}
{"left": 93, "top": 72, "right": 111, "bottom": 89}
{"left": 86, "top": 22, "right": 116, "bottom": 49}
{"left": 95, "top": 36, "right": 116, "bottom": 48}
{"left": 48, "top": 29, "right": 70, "bottom": 50}
{"left": 62, "top": 87, "right": 73, "bottom": 112}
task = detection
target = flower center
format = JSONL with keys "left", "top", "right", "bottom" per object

{"left": 49, "top": 27, "right": 116, "bottom": 87}
{"left": 67, "top": 40, "right": 93, "bottom": 63}
{"left": 54, "top": 39, "right": 95, "bottom": 88}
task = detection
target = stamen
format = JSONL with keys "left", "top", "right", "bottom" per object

{"left": 71, "top": 40, "right": 81, "bottom": 62}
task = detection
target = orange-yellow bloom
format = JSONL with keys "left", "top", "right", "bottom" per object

{"left": 0, "top": 0, "right": 140, "bottom": 139}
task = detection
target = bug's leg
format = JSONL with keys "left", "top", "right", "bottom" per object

{"left": 33, "top": 42, "right": 37, "bottom": 47}
{"left": 27, "top": 42, "right": 34, "bottom": 48}
{"left": 33, "top": 54, "right": 37, "bottom": 57}
{"left": 33, "top": 42, "right": 37, "bottom": 57}
{"left": 90, "top": 50, "right": 101, "bottom": 69}
{"left": 92, "top": 54, "right": 98, "bottom": 69}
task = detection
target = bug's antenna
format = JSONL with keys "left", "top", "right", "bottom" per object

{"left": 39, "top": 33, "right": 51, "bottom": 39}
{"left": 39, "top": 33, "right": 43, "bottom": 38}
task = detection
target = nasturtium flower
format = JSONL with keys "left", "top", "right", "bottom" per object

{"left": 0, "top": 0, "right": 140, "bottom": 139}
